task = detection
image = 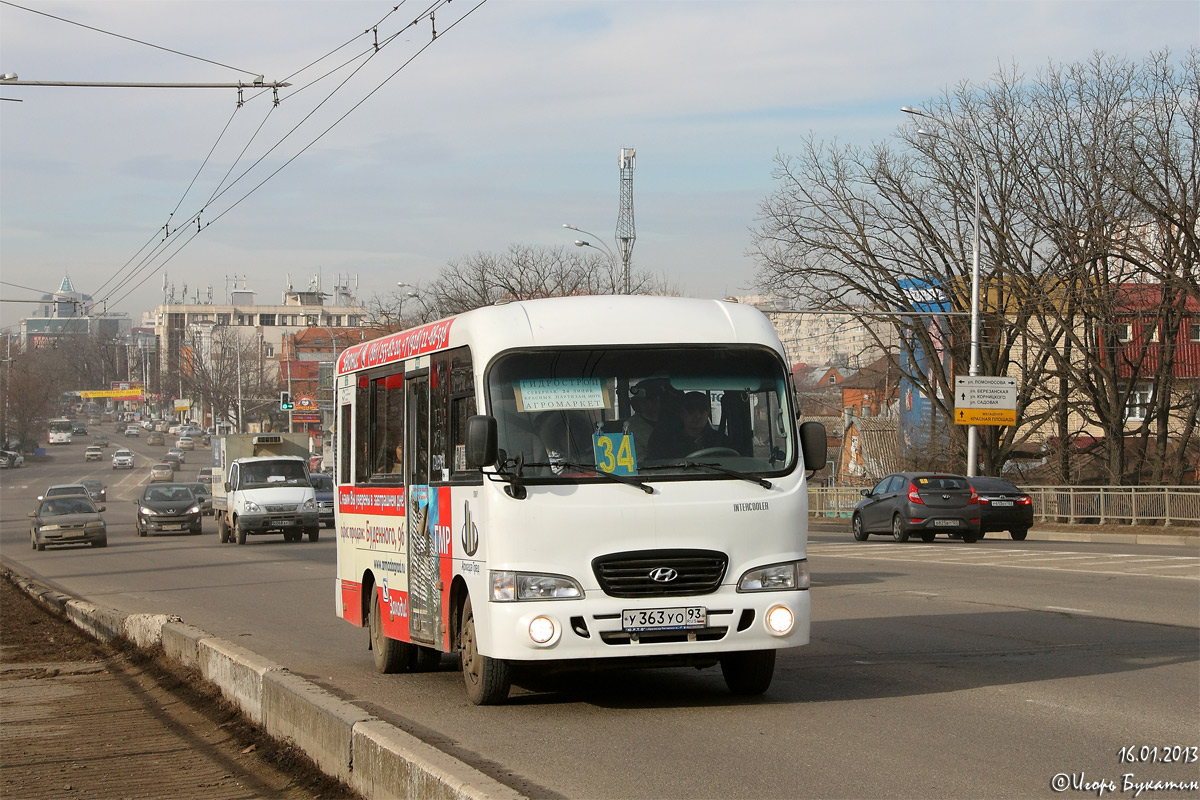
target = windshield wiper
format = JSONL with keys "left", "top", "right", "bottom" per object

{"left": 521, "top": 461, "right": 654, "bottom": 494}
{"left": 642, "top": 461, "right": 772, "bottom": 489}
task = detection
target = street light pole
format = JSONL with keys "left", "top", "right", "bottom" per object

{"left": 562, "top": 224, "right": 621, "bottom": 290}
{"left": 902, "top": 105, "right": 983, "bottom": 477}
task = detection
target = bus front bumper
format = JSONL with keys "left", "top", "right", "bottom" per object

{"left": 480, "top": 589, "right": 811, "bottom": 663}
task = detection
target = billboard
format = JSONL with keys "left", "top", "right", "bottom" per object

{"left": 898, "top": 279, "right": 953, "bottom": 464}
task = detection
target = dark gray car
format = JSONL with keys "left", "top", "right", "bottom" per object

{"left": 135, "top": 483, "right": 203, "bottom": 536}
{"left": 852, "top": 472, "right": 981, "bottom": 543}
{"left": 310, "top": 473, "right": 335, "bottom": 529}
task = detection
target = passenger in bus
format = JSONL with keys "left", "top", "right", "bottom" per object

{"left": 625, "top": 379, "right": 667, "bottom": 457}
{"left": 390, "top": 441, "right": 404, "bottom": 474}
{"left": 648, "top": 391, "right": 733, "bottom": 459}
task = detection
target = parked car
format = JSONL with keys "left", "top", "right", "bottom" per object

{"left": 79, "top": 478, "right": 107, "bottom": 504}
{"left": 154, "top": 420, "right": 171, "bottom": 432}
{"left": 852, "top": 472, "right": 981, "bottom": 543}
{"left": 29, "top": 494, "right": 107, "bottom": 550}
{"left": 310, "top": 472, "right": 335, "bottom": 528}
{"left": 84, "top": 445, "right": 104, "bottom": 462}
{"left": 0, "top": 450, "right": 24, "bottom": 469}
{"left": 112, "top": 449, "right": 135, "bottom": 469}
{"left": 134, "top": 483, "right": 202, "bottom": 536}
{"left": 166, "top": 448, "right": 187, "bottom": 465}
{"left": 160, "top": 451, "right": 182, "bottom": 471}
{"left": 124, "top": 425, "right": 141, "bottom": 437}
{"left": 181, "top": 481, "right": 213, "bottom": 516}
{"left": 149, "top": 462, "right": 175, "bottom": 482}
{"left": 176, "top": 436, "right": 195, "bottom": 451}
{"left": 38, "top": 483, "right": 92, "bottom": 501}
{"left": 146, "top": 431, "right": 165, "bottom": 446}
{"left": 968, "top": 477, "right": 1034, "bottom": 541}
{"left": 143, "top": 419, "right": 157, "bottom": 431}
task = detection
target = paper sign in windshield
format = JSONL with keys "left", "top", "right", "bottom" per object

{"left": 514, "top": 379, "right": 609, "bottom": 412}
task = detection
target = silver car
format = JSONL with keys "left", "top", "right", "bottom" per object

{"left": 29, "top": 494, "right": 108, "bottom": 550}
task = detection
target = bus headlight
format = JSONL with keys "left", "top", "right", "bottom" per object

{"left": 737, "top": 560, "right": 810, "bottom": 592}
{"left": 766, "top": 604, "right": 795, "bottom": 634}
{"left": 528, "top": 615, "right": 558, "bottom": 645}
{"left": 490, "top": 571, "right": 583, "bottom": 602}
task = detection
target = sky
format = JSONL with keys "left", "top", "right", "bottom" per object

{"left": 1, "top": 0, "right": 1197, "bottom": 333}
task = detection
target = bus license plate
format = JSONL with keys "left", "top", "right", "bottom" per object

{"left": 933, "top": 519, "right": 961, "bottom": 527}
{"left": 622, "top": 607, "right": 706, "bottom": 632}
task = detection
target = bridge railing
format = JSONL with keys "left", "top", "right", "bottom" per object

{"left": 808, "top": 485, "right": 1200, "bottom": 527}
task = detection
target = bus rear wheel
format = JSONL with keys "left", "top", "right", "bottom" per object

{"left": 460, "top": 595, "right": 510, "bottom": 705}
{"left": 369, "top": 590, "right": 412, "bottom": 674}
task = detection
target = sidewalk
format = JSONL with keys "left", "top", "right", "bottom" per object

{"left": 0, "top": 570, "right": 358, "bottom": 800}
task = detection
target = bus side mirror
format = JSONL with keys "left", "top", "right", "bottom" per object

{"left": 799, "top": 420, "right": 827, "bottom": 472}
{"left": 465, "top": 415, "right": 498, "bottom": 468}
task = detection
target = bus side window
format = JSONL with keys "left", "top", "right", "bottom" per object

{"left": 445, "top": 348, "right": 479, "bottom": 482}
{"left": 353, "top": 376, "right": 369, "bottom": 482}
{"left": 369, "top": 372, "right": 405, "bottom": 483}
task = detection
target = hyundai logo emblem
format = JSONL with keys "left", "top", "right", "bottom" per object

{"left": 649, "top": 567, "right": 678, "bottom": 583}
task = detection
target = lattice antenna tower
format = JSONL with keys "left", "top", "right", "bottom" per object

{"left": 616, "top": 147, "right": 636, "bottom": 294}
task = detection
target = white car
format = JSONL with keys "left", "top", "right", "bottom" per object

{"left": 124, "top": 426, "right": 141, "bottom": 437}
{"left": 176, "top": 436, "right": 195, "bottom": 451}
{"left": 0, "top": 450, "right": 24, "bottom": 469}
{"left": 112, "top": 449, "right": 135, "bottom": 469}
{"left": 84, "top": 446, "right": 104, "bottom": 462}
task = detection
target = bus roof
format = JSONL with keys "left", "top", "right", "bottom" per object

{"left": 337, "top": 296, "right": 783, "bottom": 375}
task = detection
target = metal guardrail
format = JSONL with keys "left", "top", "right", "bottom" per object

{"left": 808, "top": 486, "right": 1200, "bottom": 527}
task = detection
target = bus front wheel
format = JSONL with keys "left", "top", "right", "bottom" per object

{"left": 460, "top": 595, "right": 511, "bottom": 705}
{"left": 720, "top": 649, "right": 776, "bottom": 695}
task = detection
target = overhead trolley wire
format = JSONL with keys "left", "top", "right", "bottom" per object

{"left": 99, "top": 0, "right": 489, "bottom": 310}
{"left": 0, "top": 0, "right": 263, "bottom": 77}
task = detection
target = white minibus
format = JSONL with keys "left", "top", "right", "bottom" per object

{"left": 333, "top": 295, "right": 826, "bottom": 704}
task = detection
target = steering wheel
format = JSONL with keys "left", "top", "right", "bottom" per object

{"left": 685, "top": 447, "right": 740, "bottom": 459}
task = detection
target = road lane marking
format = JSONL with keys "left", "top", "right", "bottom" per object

{"left": 808, "top": 543, "right": 1200, "bottom": 580}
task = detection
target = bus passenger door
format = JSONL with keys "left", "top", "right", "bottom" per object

{"left": 406, "top": 374, "right": 439, "bottom": 646}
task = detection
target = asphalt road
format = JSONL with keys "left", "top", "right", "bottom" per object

{"left": 3, "top": 439, "right": 1198, "bottom": 799}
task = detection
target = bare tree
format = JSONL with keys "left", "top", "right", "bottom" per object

{"left": 4, "top": 347, "right": 69, "bottom": 450}
{"left": 752, "top": 49, "right": 1198, "bottom": 484}
{"left": 424, "top": 245, "right": 674, "bottom": 317}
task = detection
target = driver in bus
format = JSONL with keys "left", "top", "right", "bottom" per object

{"left": 648, "top": 391, "right": 733, "bottom": 459}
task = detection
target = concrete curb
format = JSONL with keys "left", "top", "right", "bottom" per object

{"left": 2, "top": 565, "right": 524, "bottom": 800}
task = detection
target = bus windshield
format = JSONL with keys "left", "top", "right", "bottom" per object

{"left": 485, "top": 345, "right": 795, "bottom": 480}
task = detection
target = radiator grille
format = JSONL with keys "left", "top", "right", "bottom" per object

{"left": 592, "top": 549, "right": 727, "bottom": 598}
